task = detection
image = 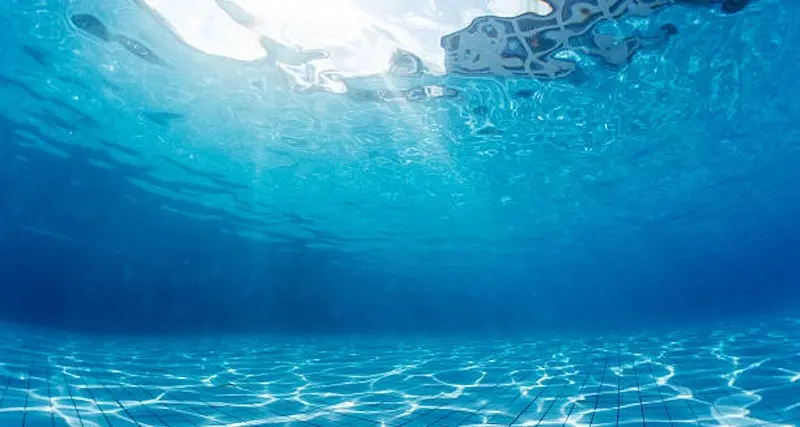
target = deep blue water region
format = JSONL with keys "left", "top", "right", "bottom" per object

{"left": 1, "top": 318, "right": 799, "bottom": 427}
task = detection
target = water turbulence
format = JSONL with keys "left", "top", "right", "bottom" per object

{"left": 1, "top": 0, "right": 799, "bottom": 426}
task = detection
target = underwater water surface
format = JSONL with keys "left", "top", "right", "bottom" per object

{"left": 1, "top": 0, "right": 800, "bottom": 425}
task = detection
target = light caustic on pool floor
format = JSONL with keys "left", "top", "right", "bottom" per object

{"left": 1, "top": 319, "right": 799, "bottom": 427}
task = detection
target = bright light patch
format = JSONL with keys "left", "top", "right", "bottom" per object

{"left": 140, "top": 0, "right": 556, "bottom": 80}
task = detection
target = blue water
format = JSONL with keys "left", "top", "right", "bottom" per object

{"left": 2, "top": 319, "right": 800, "bottom": 426}
{"left": 1, "top": 0, "right": 799, "bottom": 425}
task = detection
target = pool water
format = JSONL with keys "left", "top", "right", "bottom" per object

{"left": 2, "top": 0, "right": 800, "bottom": 426}
{"left": 2, "top": 318, "right": 799, "bottom": 426}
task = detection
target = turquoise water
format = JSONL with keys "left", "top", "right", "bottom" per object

{"left": 1, "top": 318, "right": 799, "bottom": 426}
{"left": 2, "top": 0, "right": 800, "bottom": 425}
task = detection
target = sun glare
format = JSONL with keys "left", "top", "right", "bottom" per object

{"left": 239, "top": 0, "right": 369, "bottom": 43}
{"left": 141, "top": 0, "right": 555, "bottom": 79}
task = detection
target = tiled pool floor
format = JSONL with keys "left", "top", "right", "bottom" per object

{"left": 1, "top": 319, "right": 799, "bottom": 426}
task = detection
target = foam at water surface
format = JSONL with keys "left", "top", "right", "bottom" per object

{"left": 1, "top": 319, "right": 799, "bottom": 426}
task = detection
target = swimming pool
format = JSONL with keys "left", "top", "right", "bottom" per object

{"left": 1, "top": 1, "right": 798, "bottom": 425}
{"left": 2, "top": 318, "right": 799, "bottom": 426}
